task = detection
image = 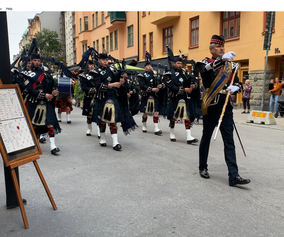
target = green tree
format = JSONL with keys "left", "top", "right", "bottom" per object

{"left": 26, "top": 28, "right": 65, "bottom": 71}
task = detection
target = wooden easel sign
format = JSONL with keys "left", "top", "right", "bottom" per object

{"left": 0, "top": 81, "right": 57, "bottom": 228}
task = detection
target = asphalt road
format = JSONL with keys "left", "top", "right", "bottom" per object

{"left": 1, "top": 106, "right": 284, "bottom": 237}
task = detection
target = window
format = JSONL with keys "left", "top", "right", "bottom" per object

{"left": 79, "top": 18, "right": 82, "bottom": 32}
{"left": 93, "top": 41, "right": 96, "bottom": 49}
{"left": 82, "top": 44, "right": 84, "bottom": 53}
{"left": 190, "top": 16, "right": 199, "bottom": 47}
{"left": 163, "top": 26, "right": 173, "bottom": 52}
{"left": 102, "top": 37, "right": 105, "bottom": 51}
{"left": 127, "top": 25, "right": 134, "bottom": 47}
{"left": 92, "top": 14, "right": 94, "bottom": 29}
{"left": 96, "top": 12, "right": 98, "bottom": 27}
{"left": 142, "top": 34, "right": 146, "bottom": 58}
{"left": 114, "top": 30, "right": 118, "bottom": 49}
{"left": 221, "top": 12, "right": 240, "bottom": 39}
{"left": 110, "top": 32, "right": 113, "bottom": 51}
{"left": 149, "top": 32, "right": 153, "bottom": 55}
{"left": 102, "top": 12, "right": 104, "bottom": 24}
{"left": 106, "top": 35, "right": 109, "bottom": 53}
{"left": 96, "top": 39, "right": 99, "bottom": 52}
{"left": 84, "top": 16, "right": 88, "bottom": 31}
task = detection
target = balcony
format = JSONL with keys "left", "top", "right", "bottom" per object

{"left": 150, "top": 12, "right": 181, "bottom": 25}
{"left": 110, "top": 12, "right": 126, "bottom": 24}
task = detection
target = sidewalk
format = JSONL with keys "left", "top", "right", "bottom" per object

{"left": 233, "top": 108, "right": 284, "bottom": 131}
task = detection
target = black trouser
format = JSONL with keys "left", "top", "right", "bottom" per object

{"left": 242, "top": 98, "right": 250, "bottom": 110}
{"left": 4, "top": 165, "right": 20, "bottom": 207}
{"left": 199, "top": 102, "right": 239, "bottom": 181}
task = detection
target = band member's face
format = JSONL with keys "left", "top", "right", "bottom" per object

{"left": 31, "top": 59, "right": 41, "bottom": 68}
{"left": 210, "top": 43, "right": 225, "bottom": 58}
{"left": 88, "top": 63, "right": 95, "bottom": 71}
{"left": 98, "top": 58, "right": 108, "bottom": 68}
{"left": 26, "top": 61, "right": 31, "bottom": 69}
{"left": 145, "top": 64, "right": 152, "bottom": 72}
{"left": 173, "top": 61, "right": 182, "bottom": 70}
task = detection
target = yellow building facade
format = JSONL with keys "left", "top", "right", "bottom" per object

{"left": 75, "top": 11, "right": 138, "bottom": 65}
{"left": 138, "top": 11, "right": 284, "bottom": 110}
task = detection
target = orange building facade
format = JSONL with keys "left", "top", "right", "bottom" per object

{"left": 75, "top": 11, "right": 138, "bottom": 65}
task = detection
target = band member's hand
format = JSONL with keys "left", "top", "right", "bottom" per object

{"left": 226, "top": 85, "right": 239, "bottom": 93}
{"left": 222, "top": 51, "right": 236, "bottom": 61}
{"left": 52, "top": 90, "right": 58, "bottom": 96}
{"left": 157, "top": 84, "right": 162, "bottom": 89}
{"left": 45, "top": 93, "right": 53, "bottom": 101}
{"left": 190, "top": 84, "right": 196, "bottom": 89}
{"left": 185, "top": 88, "right": 192, "bottom": 93}
{"left": 152, "top": 88, "right": 159, "bottom": 92}
{"left": 111, "top": 82, "right": 121, "bottom": 88}
{"left": 127, "top": 93, "right": 131, "bottom": 98}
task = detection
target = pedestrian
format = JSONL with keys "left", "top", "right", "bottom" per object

{"left": 269, "top": 77, "right": 282, "bottom": 116}
{"left": 268, "top": 79, "right": 275, "bottom": 102}
{"left": 241, "top": 79, "right": 252, "bottom": 114}
{"left": 196, "top": 34, "right": 250, "bottom": 187}
{"left": 91, "top": 53, "right": 137, "bottom": 151}
{"left": 164, "top": 56, "right": 200, "bottom": 144}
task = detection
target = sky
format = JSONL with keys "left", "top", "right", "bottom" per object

{"left": 6, "top": 11, "right": 40, "bottom": 63}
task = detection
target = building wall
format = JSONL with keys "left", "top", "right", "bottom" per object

{"left": 75, "top": 11, "right": 138, "bottom": 65}
{"left": 65, "top": 11, "right": 75, "bottom": 66}
{"left": 139, "top": 11, "right": 284, "bottom": 111}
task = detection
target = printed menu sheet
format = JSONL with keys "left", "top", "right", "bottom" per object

{"left": 0, "top": 89, "right": 35, "bottom": 153}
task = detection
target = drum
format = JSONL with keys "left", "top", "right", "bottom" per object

{"left": 58, "top": 76, "right": 71, "bottom": 99}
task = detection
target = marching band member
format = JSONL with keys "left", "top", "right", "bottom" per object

{"left": 164, "top": 56, "right": 200, "bottom": 144}
{"left": 137, "top": 60, "right": 166, "bottom": 135}
{"left": 196, "top": 35, "right": 250, "bottom": 186}
{"left": 91, "top": 53, "right": 137, "bottom": 151}
{"left": 22, "top": 53, "right": 61, "bottom": 155}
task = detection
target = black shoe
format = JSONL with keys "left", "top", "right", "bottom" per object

{"left": 274, "top": 112, "right": 279, "bottom": 118}
{"left": 246, "top": 111, "right": 250, "bottom": 114}
{"left": 229, "top": 176, "right": 251, "bottom": 186}
{"left": 58, "top": 120, "right": 61, "bottom": 122}
{"left": 86, "top": 133, "right": 91, "bottom": 136}
{"left": 39, "top": 137, "right": 46, "bottom": 143}
{"left": 170, "top": 138, "right": 176, "bottom": 142}
{"left": 113, "top": 144, "right": 122, "bottom": 151}
{"left": 51, "top": 147, "right": 60, "bottom": 155}
{"left": 199, "top": 169, "right": 210, "bottom": 179}
{"left": 7, "top": 199, "right": 27, "bottom": 209}
{"left": 142, "top": 130, "right": 147, "bottom": 133}
{"left": 100, "top": 143, "right": 107, "bottom": 147}
{"left": 67, "top": 121, "right": 71, "bottom": 124}
{"left": 98, "top": 136, "right": 100, "bottom": 139}
{"left": 241, "top": 111, "right": 246, "bottom": 114}
{"left": 154, "top": 130, "right": 162, "bottom": 136}
{"left": 187, "top": 138, "right": 198, "bottom": 144}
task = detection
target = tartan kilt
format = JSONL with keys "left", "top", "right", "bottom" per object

{"left": 82, "top": 96, "right": 94, "bottom": 116}
{"left": 55, "top": 99, "right": 73, "bottom": 113}
{"left": 92, "top": 98, "right": 125, "bottom": 124}
{"left": 140, "top": 96, "right": 160, "bottom": 113}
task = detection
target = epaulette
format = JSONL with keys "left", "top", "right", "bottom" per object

{"left": 153, "top": 70, "right": 157, "bottom": 75}
{"left": 137, "top": 73, "right": 144, "bottom": 78}
{"left": 89, "top": 68, "right": 99, "bottom": 74}
{"left": 11, "top": 68, "right": 19, "bottom": 73}
{"left": 109, "top": 65, "right": 117, "bottom": 73}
